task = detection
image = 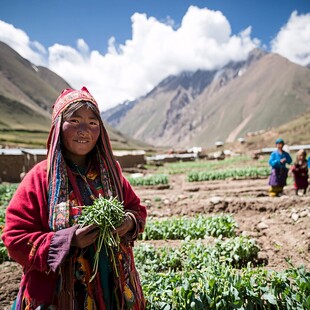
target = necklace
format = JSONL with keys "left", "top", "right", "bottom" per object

{"left": 67, "top": 160, "right": 96, "bottom": 202}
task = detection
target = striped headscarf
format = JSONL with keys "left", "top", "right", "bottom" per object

{"left": 46, "top": 87, "right": 123, "bottom": 231}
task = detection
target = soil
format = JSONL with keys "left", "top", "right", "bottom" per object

{"left": 1, "top": 175, "right": 310, "bottom": 309}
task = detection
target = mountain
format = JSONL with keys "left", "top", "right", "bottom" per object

{"left": 102, "top": 100, "right": 138, "bottom": 127}
{"left": 102, "top": 49, "right": 310, "bottom": 148}
{"left": 242, "top": 111, "right": 310, "bottom": 151}
{"left": 0, "top": 41, "right": 149, "bottom": 150}
{"left": 0, "top": 41, "right": 70, "bottom": 132}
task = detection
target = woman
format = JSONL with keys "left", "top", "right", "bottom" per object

{"left": 291, "top": 149, "right": 308, "bottom": 196}
{"left": 268, "top": 138, "right": 292, "bottom": 197}
{"left": 2, "top": 87, "right": 147, "bottom": 309}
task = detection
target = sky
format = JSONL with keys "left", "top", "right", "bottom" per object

{"left": 0, "top": 0, "right": 310, "bottom": 111}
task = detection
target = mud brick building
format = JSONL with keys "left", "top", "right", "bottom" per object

{"left": 0, "top": 149, "right": 146, "bottom": 183}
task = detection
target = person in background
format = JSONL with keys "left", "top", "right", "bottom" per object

{"left": 268, "top": 138, "right": 292, "bottom": 197}
{"left": 2, "top": 87, "right": 147, "bottom": 310}
{"left": 291, "top": 149, "right": 308, "bottom": 196}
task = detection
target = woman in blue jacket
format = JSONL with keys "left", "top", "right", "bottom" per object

{"left": 268, "top": 138, "right": 292, "bottom": 197}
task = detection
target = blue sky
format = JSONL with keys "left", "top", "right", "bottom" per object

{"left": 0, "top": 0, "right": 309, "bottom": 110}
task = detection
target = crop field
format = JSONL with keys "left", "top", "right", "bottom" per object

{"left": 0, "top": 130, "right": 48, "bottom": 148}
{"left": 0, "top": 155, "right": 309, "bottom": 309}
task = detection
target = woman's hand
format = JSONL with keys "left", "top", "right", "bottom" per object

{"left": 71, "top": 224, "right": 99, "bottom": 248}
{"left": 114, "top": 214, "right": 134, "bottom": 237}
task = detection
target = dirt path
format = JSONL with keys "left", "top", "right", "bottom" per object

{"left": 1, "top": 176, "right": 309, "bottom": 309}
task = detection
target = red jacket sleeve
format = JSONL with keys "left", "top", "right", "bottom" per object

{"left": 122, "top": 175, "right": 147, "bottom": 233}
{"left": 2, "top": 160, "right": 54, "bottom": 273}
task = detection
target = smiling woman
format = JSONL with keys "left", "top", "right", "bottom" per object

{"left": 61, "top": 103, "right": 101, "bottom": 168}
{"left": 2, "top": 87, "right": 147, "bottom": 310}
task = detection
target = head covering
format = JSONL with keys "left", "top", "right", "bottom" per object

{"left": 52, "top": 87, "right": 98, "bottom": 121}
{"left": 275, "top": 138, "right": 284, "bottom": 145}
{"left": 47, "top": 87, "right": 123, "bottom": 230}
{"left": 297, "top": 149, "right": 306, "bottom": 156}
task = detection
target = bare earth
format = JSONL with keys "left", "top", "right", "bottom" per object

{"left": 1, "top": 175, "right": 310, "bottom": 309}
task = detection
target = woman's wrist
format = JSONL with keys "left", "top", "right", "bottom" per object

{"left": 124, "top": 212, "right": 135, "bottom": 232}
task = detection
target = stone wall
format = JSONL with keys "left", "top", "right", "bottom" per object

{"left": 0, "top": 154, "right": 46, "bottom": 183}
{"left": 0, "top": 151, "right": 146, "bottom": 183}
{"left": 115, "top": 153, "right": 146, "bottom": 169}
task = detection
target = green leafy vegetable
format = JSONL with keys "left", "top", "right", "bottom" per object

{"left": 78, "top": 195, "right": 125, "bottom": 282}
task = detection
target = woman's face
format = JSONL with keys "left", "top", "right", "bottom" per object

{"left": 298, "top": 153, "right": 305, "bottom": 162}
{"left": 61, "top": 105, "right": 100, "bottom": 165}
{"left": 276, "top": 142, "right": 283, "bottom": 151}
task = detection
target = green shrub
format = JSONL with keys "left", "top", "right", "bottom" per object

{"left": 188, "top": 167, "right": 270, "bottom": 182}
{"left": 0, "top": 183, "right": 18, "bottom": 206}
{"left": 135, "top": 243, "right": 310, "bottom": 309}
{"left": 140, "top": 215, "right": 238, "bottom": 240}
{"left": 127, "top": 174, "right": 168, "bottom": 186}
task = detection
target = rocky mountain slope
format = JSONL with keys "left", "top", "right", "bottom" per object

{"left": 0, "top": 41, "right": 148, "bottom": 150}
{"left": 0, "top": 41, "right": 70, "bottom": 131}
{"left": 242, "top": 111, "right": 310, "bottom": 151}
{"left": 102, "top": 49, "right": 310, "bottom": 148}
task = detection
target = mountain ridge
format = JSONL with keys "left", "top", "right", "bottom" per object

{"left": 2, "top": 40, "right": 309, "bottom": 150}
{"left": 102, "top": 49, "right": 310, "bottom": 148}
{"left": 0, "top": 41, "right": 149, "bottom": 150}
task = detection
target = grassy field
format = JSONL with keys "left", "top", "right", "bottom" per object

{"left": 0, "top": 128, "right": 151, "bottom": 150}
{"left": 151, "top": 155, "right": 268, "bottom": 174}
{"left": 0, "top": 130, "right": 48, "bottom": 148}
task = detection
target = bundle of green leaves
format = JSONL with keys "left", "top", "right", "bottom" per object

{"left": 78, "top": 195, "right": 125, "bottom": 282}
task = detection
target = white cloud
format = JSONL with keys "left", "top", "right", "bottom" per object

{"left": 0, "top": 20, "right": 47, "bottom": 65}
{"left": 0, "top": 6, "right": 259, "bottom": 111}
{"left": 271, "top": 11, "right": 310, "bottom": 66}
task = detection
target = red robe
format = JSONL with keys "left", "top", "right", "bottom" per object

{"left": 2, "top": 160, "right": 147, "bottom": 309}
{"left": 291, "top": 162, "right": 309, "bottom": 190}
